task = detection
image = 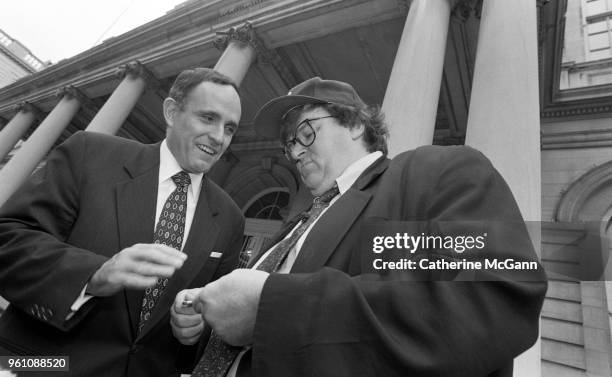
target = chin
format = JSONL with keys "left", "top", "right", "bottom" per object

{"left": 308, "top": 185, "right": 326, "bottom": 196}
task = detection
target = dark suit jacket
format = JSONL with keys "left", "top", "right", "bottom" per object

{"left": 0, "top": 131, "right": 245, "bottom": 376}
{"left": 248, "top": 146, "right": 547, "bottom": 377}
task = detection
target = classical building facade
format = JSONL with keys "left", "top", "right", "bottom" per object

{"left": 0, "top": 0, "right": 610, "bottom": 376}
{"left": 0, "top": 28, "right": 46, "bottom": 88}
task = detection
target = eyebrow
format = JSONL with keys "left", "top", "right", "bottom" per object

{"left": 195, "top": 110, "right": 239, "bottom": 128}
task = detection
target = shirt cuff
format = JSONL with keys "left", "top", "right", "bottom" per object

{"left": 66, "top": 285, "right": 94, "bottom": 320}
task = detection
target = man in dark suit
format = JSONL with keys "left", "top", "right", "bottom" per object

{"left": 0, "top": 68, "right": 245, "bottom": 376}
{"left": 174, "top": 77, "right": 547, "bottom": 377}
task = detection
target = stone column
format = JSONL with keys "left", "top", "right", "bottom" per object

{"left": 213, "top": 22, "right": 258, "bottom": 86}
{"left": 0, "top": 87, "right": 82, "bottom": 207}
{"left": 382, "top": 0, "right": 455, "bottom": 157}
{"left": 0, "top": 102, "right": 38, "bottom": 162}
{"left": 86, "top": 62, "right": 149, "bottom": 135}
{"left": 464, "top": 1, "right": 541, "bottom": 375}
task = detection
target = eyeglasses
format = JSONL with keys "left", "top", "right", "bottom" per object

{"left": 282, "top": 116, "right": 334, "bottom": 161}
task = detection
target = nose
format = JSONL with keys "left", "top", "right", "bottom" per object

{"left": 288, "top": 142, "right": 306, "bottom": 162}
{"left": 208, "top": 123, "right": 224, "bottom": 145}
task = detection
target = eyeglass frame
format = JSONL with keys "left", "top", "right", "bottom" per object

{"left": 282, "top": 115, "right": 335, "bottom": 161}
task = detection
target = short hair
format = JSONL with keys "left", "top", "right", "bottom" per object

{"left": 282, "top": 102, "right": 389, "bottom": 156}
{"left": 168, "top": 68, "right": 239, "bottom": 109}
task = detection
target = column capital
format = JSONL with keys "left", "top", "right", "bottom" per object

{"left": 55, "top": 86, "right": 99, "bottom": 117}
{"left": 55, "top": 86, "right": 86, "bottom": 102}
{"left": 13, "top": 101, "right": 37, "bottom": 114}
{"left": 213, "top": 21, "right": 261, "bottom": 52}
{"left": 115, "top": 61, "right": 152, "bottom": 81}
{"left": 115, "top": 61, "right": 166, "bottom": 99}
{"left": 452, "top": 0, "right": 482, "bottom": 21}
{"left": 12, "top": 101, "right": 44, "bottom": 122}
{"left": 215, "top": 21, "right": 288, "bottom": 76}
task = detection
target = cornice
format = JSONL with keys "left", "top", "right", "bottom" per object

{"left": 540, "top": 97, "right": 612, "bottom": 121}
{"left": 542, "top": 127, "right": 612, "bottom": 149}
{"left": 0, "top": 0, "right": 394, "bottom": 116}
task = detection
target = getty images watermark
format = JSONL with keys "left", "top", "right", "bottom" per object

{"left": 358, "top": 220, "right": 612, "bottom": 282}
{"left": 371, "top": 232, "right": 539, "bottom": 271}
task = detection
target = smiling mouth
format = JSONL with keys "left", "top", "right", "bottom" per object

{"left": 196, "top": 144, "right": 217, "bottom": 156}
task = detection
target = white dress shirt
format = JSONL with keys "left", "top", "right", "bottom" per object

{"left": 69, "top": 140, "right": 204, "bottom": 315}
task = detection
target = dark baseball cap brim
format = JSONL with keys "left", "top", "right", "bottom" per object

{"left": 253, "top": 95, "right": 327, "bottom": 138}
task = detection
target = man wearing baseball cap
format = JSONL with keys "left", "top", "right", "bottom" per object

{"left": 175, "top": 77, "right": 547, "bottom": 377}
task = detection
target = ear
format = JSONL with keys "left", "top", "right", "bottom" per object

{"left": 349, "top": 123, "right": 365, "bottom": 140}
{"left": 163, "top": 97, "right": 178, "bottom": 127}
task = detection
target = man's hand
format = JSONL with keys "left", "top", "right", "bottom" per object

{"left": 171, "top": 288, "right": 205, "bottom": 345}
{"left": 194, "top": 269, "right": 269, "bottom": 347}
{"left": 86, "top": 243, "right": 186, "bottom": 297}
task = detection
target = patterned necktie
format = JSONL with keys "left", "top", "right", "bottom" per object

{"left": 191, "top": 184, "right": 340, "bottom": 377}
{"left": 137, "top": 171, "right": 191, "bottom": 334}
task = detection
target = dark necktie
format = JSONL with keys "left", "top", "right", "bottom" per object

{"left": 191, "top": 184, "right": 340, "bottom": 377}
{"left": 137, "top": 171, "right": 191, "bottom": 334}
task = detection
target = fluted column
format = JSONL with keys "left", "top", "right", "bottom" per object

{"left": 213, "top": 22, "right": 258, "bottom": 86}
{"left": 86, "top": 62, "right": 149, "bottom": 134}
{"left": 464, "top": 1, "right": 541, "bottom": 375}
{"left": 0, "top": 87, "right": 82, "bottom": 207}
{"left": 383, "top": 0, "right": 455, "bottom": 157}
{"left": 0, "top": 102, "right": 38, "bottom": 162}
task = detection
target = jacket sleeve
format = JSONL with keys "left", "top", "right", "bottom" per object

{"left": 0, "top": 132, "right": 108, "bottom": 331}
{"left": 251, "top": 147, "right": 547, "bottom": 377}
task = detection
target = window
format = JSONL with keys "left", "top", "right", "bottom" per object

{"left": 559, "top": 0, "right": 612, "bottom": 89}
{"left": 244, "top": 190, "right": 290, "bottom": 220}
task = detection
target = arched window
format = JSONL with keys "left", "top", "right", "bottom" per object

{"left": 244, "top": 190, "right": 290, "bottom": 220}
{"left": 238, "top": 188, "right": 291, "bottom": 266}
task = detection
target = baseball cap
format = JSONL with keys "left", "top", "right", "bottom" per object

{"left": 253, "top": 77, "right": 367, "bottom": 138}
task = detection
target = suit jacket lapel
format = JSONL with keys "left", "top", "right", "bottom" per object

{"left": 115, "top": 142, "right": 161, "bottom": 338}
{"left": 138, "top": 176, "right": 220, "bottom": 339}
{"left": 291, "top": 156, "right": 389, "bottom": 273}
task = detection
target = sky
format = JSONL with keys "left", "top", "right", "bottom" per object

{"left": 0, "top": 0, "right": 188, "bottom": 64}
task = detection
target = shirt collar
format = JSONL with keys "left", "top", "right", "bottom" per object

{"left": 159, "top": 140, "right": 204, "bottom": 197}
{"left": 335, "top": 151, "right": 383, "bottom": 195}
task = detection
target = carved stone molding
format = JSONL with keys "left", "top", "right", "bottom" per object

{"left": 13, "top": 101, "right": 37, "bottom": 114}
{"left": 116, "top": 61, "right": 148, "bottom": 80}
{"left": 556, "top": 159, "right": 612, "bottom": 221}
{"left": 54, "top": 86, "right": 98, "bottom": 114}
{"left": 12, "top": 101, "right": 44, "bottom": 123}
{"left": 213, "top": 21, "right": 260, "bottom": 52}
{"left": 214, "top": 21, "right": 299, "bottom": 87}
{"left": 452, "top": 0, "right": 482, "bottom": 21}
{"left": 542, "top": 127, "right": 612, "bottom": 149}
{"left": 541, "top": 103, "right": 612, "bottom": 119}
{"left": 115, "top": 60, "right": 165, "bottom": 98}
{"left": 55, "top": 86, "right": 83, "bottom": 101}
